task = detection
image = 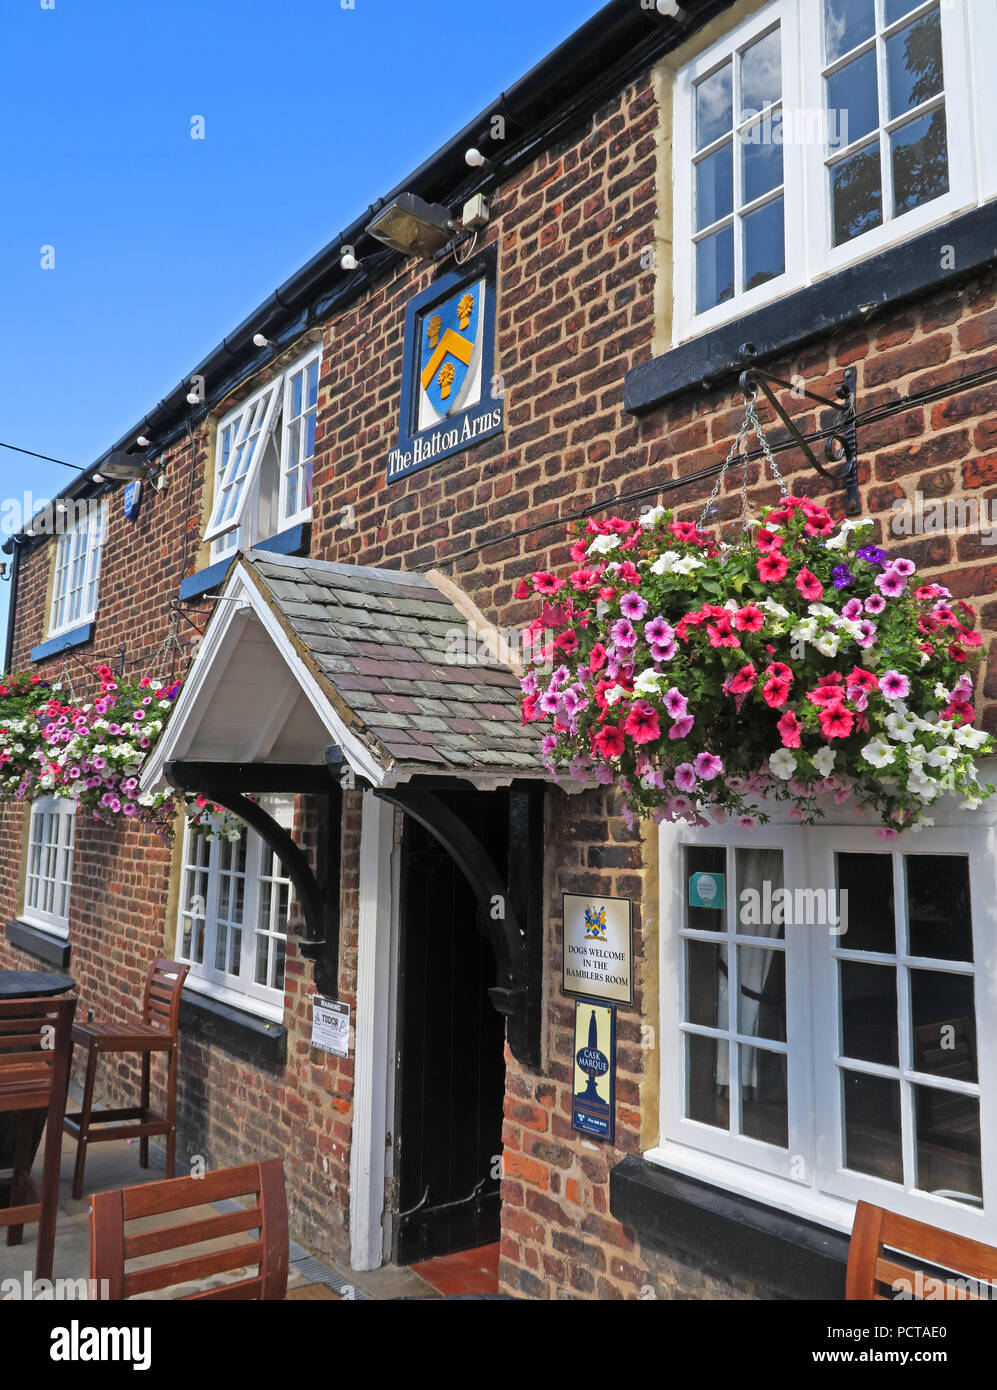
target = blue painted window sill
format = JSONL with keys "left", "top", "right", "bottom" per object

{"left": 179, "top": 522, "right": 311, "bottom": 602}
{"left": 31, "top": 622, "right": 95, "bottom": 664}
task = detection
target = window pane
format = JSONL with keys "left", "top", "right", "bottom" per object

{"left": 836, "top": 852, "right": 894, "bottom": 952}
{"left": 687, "top": 1034, "right": 729, "bottom": 1129}
{"left": 885, "top": 8, "right": 943, "bottom": 121}
{"left": 884, "top": 0, "right": 921, "bottom": 22}
{"left": 905, "top": 855, "right": 972, "bottom": 962}
{"left": 843, "top": 1069, "right": 903, "bottom": 1182}
{"left": 840, "top": 960, "right": 898, "bottom": 1064}
{"left": 739, "top": 26, "right": 781, "bottom": 120}
{"left": 741, "top": 128, "right": 783, "bottom": 203}
{"left": 737, "top": 946, "right": 785, "bottom": 1041}
{"left": 826, "top": 48, "right": 879, "bottom": 147}
{"left": 696, "top": 225, "right": 734, "bottom": 312}
{"left": 696, "top": 61, "right": 732, "bottom": 149}
{"left": 740, "top": 1047, "right": 788, "bottom": 1147}
{"left": 686, "top": 940, "right": 726, "bottom": 1028}
{"left": 735, "top": 845, "right": 785, "bottom": 939}
{"left": 685, "top": 846, "right": 727, "bottom": 930}
{"left": 825, "top": 0, "right": 875, "bottom": 63}
{"left": 914, "top": 1084, "right": 982, "bottom": 1205}
{"left": 695, "top": 144, "right": 733, "bottom": 229}
{"left": 910, "top": 969, "right": 977, "bottom": 1083}
{"left": 830, "top": 142, "right": 883, "bottom": 245}
{"left": 890, "top": 107, "right": 948, "bottom": 216}
{"left": 742, "top": 197, "right": 785, "bottom": 292}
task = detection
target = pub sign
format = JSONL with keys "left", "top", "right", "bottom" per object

{"left": 387, "top": 246, "right": 503, "bottom": 483}
{"left": 562, "top": 892, "right": 633, "bottom": 1005}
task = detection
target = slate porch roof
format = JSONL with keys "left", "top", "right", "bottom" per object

{"left": 239, "top": 550, "right": 545, "bottom": 781}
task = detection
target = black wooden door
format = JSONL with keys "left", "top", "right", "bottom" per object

{"left": 392, "top": 796, "right": 507, "bottom": 1265}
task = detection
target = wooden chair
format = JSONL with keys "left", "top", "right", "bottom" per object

{"left": 89, "top": 1158, "right": 288, "bottom": 1299}
{"left": 846, "top": 1200, "right": 997, "bottom": 1300}
{"left": 0, "top": 994, "right": 77, "bottom": 1280}
{"left": 64, "top": 958, "right": 190, "bottom": 1199}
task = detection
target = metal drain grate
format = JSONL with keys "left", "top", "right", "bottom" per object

{"left": 290, "top": 1255, "right": 370, "bottom": 1300}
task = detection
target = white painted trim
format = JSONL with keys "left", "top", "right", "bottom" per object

{"left": 349, "top": 791, "right": 396, "bottom": 1271}
{"left": 140, "top": 560, "right": 390, "bottom": 791}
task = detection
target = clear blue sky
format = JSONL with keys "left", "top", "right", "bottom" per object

{"left": 0, "top": 0, "right": 603, "bottom": 659}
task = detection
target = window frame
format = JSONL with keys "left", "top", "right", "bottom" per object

{"left": 800, "top": 0, "right": 976, "bottom": 283}
{"left": 48, "top": 501, "right": 105, "bottom": 638}
{"left": 205, "top": 346, "right": 321, "bottom": 552}
{"left": 174, "top": 794, "right": 293, "bottom": 1022}
{"left": 22, "top": 796, "right": 76, "bottom": 939}
{"left": 671, "top": 0, "right": 981, "bottom": 344}
{"left": 651, "top": 815, "right": 997, "bottom": 1244}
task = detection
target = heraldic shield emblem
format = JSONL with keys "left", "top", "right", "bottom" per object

{"left": 416, "top": 277, "right": 484, "bottom": 430}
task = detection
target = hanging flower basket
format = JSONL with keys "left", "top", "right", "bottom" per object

{"left": 518, "top": 495, "right": 994, "bottom": 834}
{"left": 0, "top": 665, "right": 232, "bottom": 840}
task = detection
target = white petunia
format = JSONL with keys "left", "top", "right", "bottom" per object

{"left": 760, "top": 598, "right": 790, "bottom": 619}
{"left": 769, "top": 748, "right": 797, "bottom": 780}
{"left": 671, "top": 555, "right": 706, "bottom": 575}
{"left": 813, "top": 631, "right": 841, "bottom": 658}
{"left": 954, "top": 726, "right": 989, "bottom": 750}
{"left": 639, "top": 504, "right": 668, "bottom": 527}
{"left": 587, "top": 534, "right": 621, "bottom": 555}
{"left": 604, "top": 685, "right": 625, "bottom": 706}
{"left": 648, "top": 550, "right": 682, "bottom": 575}
{"left": 791, "top": 618, "right": 818, "bottom": 642}
{"left": 633, "top": 669, "right": 665, "bottom": 695}
{"left": 808, "top": 603, "right": 836, "bottom": 619}
{"left": 813, "top": 747, "right": 837, "bottom": 776}
{"left": 861, "top": 737, "right": 896, "bottom": 768}
{"left": 885, "top": 712, "right": 916, "bottom": 744}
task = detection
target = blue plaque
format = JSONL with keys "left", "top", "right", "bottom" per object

{"left": 571, "top": 1000, "right": 615, "bottom": 1142}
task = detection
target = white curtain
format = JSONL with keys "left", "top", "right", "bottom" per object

{"left": 716, "top": 847, "right": 784, "bottom": 1090}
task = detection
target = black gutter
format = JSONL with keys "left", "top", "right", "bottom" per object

{"left": 15, "top": 0, "right": 728, "bottom": 522}
{"left": 2, "top": 537, "right": 21, "bottom": 675}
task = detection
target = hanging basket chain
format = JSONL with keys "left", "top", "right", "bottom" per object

{"left": 144, "top": 614, "right": 185, "bottom": 688}
{"left": 56, "top": 659, "right": 77, "bottom": 704}
{"left": 698, "top": 390, "right": 789, "bottom": 535}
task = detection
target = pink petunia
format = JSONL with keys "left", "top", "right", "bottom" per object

{"left": 674, "top": 763, "right": 697, "bottom": 792}
{"left": 693, "top": 752, "right": 723, "bottom": 781}
{"left": 879, "top": 669, "right": 910, "bottom": 700}
{"left": 776, "top": 710, "right": 802, "bottom": 748}
{"left": 620, "top": 591, "right": 648, "bottom": 621}
{"left": 795, "top": 568, "right": 823, "bottom": 601}
{"left": 624, "top": 701, "right": 661, "bottom": 745}
{"left": 669, "top": 714, "right": 695, "bottom": 740}
{"left": 664, "top": 687, "right": 688, "bottom": 718}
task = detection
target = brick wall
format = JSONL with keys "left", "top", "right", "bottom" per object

{"left": 2, "top": 53, "right": 995, "bottom": 1294}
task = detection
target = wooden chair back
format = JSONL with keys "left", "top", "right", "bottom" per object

{"left": 141, "top": 958, "right": 190, "bottom": 1033}
{"left": 89, "top": 1158, "right": 288, "bottom": 1300}
{"left": 847, "top": 1200, "right": 997, "bottom": 1300}
{"left": 0, "top": 994, "right": 77, "bottom": 1112}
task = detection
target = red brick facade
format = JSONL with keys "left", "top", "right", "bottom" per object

{"left": 2, "top": 35, "right": 996, "bottom": 1300}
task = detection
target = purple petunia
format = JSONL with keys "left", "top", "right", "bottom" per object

{"left": 856, "top": 545, "right": 887, "bottom": 565}
{"left": 643, "top": 616, "right": 673, "bottom": 646}
{"left": 832, "top": 564, "right": 854, "bottom": 590}
{"left": 875, "top": 567, "right": 908, "bottom": 597}
{"left": 620, "top": 591, "right": 648, "bottom": 621}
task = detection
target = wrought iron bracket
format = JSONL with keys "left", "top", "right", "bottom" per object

{"left": 374, "top": 784, "right": 544, "bottom": 1068}
{"left": 738, "top": 344, "right": 860, "bottom": 513}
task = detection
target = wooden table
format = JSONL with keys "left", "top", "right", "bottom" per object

{"left": 0, "top": 971, "right": 75, "bottom": 1172}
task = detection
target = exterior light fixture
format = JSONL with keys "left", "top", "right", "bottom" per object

{"left": 92, "top": 473, "right": 105, "bottom": 483}
{"left": 95, "top": 451, "right": 154, "bottom": 482}
{"left": 252, "top": 333, "right": 271, "bottom": 348}
{"left": 340, "top": 249, "right": 359, "bottom": 271}
{"left": 365, "top": 192, "right": 455, "bottom": 260}
{"left": 186, "top": 390, "right": 201, "bottom": 405}
{"left": 465, "top": 148, "right": 489, "bottom": 168}
{"left": 136, "top": 435, "right": 151, "bottom": 448}
{"left": 656, "top": 0, "right": 685, "bottom": 16}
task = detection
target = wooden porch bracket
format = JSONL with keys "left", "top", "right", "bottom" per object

{"left": 164, "top": 761, "right": 342, "bottom": 998}
{"left": 373, "top": 783, "right": 545, "bottom": 1068}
